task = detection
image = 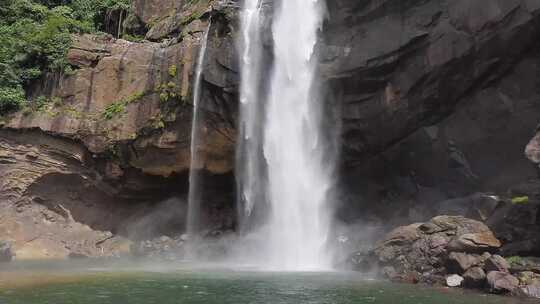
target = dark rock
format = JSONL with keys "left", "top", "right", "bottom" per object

{"left": 436, "top": 193, "right": 501, "bottom": 221}
{"left": 463, "top": 267, "right": 486, "bottom": 289}
{"left": 484, "top": 255, "right": 510, "bottom": 273}
{"left": 487, "top": 195, "right": 540, "bottom": 256}
{"left": 0, "top": 241, "right": 13, "bottom": 262}
{"left": 447, "top": 252, "right": 481, "bottom": 274}
{"left": 486, "top": 271, "right": 519, "bottom": 294}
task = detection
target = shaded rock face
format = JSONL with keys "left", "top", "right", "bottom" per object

{"left": 333, "top": 0, "right": 540, "bottom": 227}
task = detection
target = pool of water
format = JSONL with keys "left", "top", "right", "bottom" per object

{"left": 0, "top": 260, "right": 533, "bottom": 304}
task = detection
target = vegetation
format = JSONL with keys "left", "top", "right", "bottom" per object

{"left": 102, "top": 91, "right": 145, "bottom": 119}
{"left": 0, "top": 0, "right": 131, "bottom": 116}
{"left": 511, "top": 196, "right": 529, "bottom": 205}
{"left": 506, "top": 256, "right": 524, "bottom": 266}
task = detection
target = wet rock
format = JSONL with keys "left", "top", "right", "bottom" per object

{"left": 486, "top": 271, "right": 519, "bottom": 294}
{"left": 446, "top": 274, "right": 464, "bottom": 287}
{"left": 447, "top": 252, "right": 481, "bottom": 274}
{"left": 484, "top": 255, "right": 510, "bottom": 273}
{"left": 0, "top": 241, "right": 13, "bottom": 262}
{"left": 462, "top": 267, "right": 486, "bottom": 288}
{"left": 519, "top": 285, "right": 540, "bottom": 299}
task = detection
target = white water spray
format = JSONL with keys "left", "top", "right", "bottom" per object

{"left": 186, "top": 24, "right": 211, "bottom": 237}
{"left": 237, "top": 0, "right": 265, "bottom": 222}
{"left": 238, "top": 0, "right": 333, "bottom": 270}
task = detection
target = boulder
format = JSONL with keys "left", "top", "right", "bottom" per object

{"left": 484, "top": 255, "right": 510, "bottom": 273}
{"left": 374, "top": 216, "right": 501, "bottom": 283}
{"left": 446, "top": 274, "right": 464, "bottom": 287}
{"left": 0, "top": 241, "right": 13, "bottom": 262}
{"left": 447, "top": 252, "right": 481, "bottom": 274}
{"left": 463, "top": 267, "right": 486, "bottom": 289}
{"left": 447, "top": 232, "right": 501, "bottom": 253}
{"left": 486, "top": 271, "right": 519, "bottom": 294}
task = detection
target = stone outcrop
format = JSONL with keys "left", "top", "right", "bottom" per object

{"left": 336, "top": 0, "right": 540, "bottom": 229}
{"left": 372, "top": 216, "right": 501, "bottom": 283}
{"left": 487, "top": 271, "right": 520, "bottom": 293}
{"left": 0, "top": 1, "right": 237, "bottom": 259}
{"left": 354, "top": 215, "right": 540, "bottom": 297}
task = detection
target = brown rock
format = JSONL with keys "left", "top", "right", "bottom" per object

{"left": 463, "top": 267, "right": 486, "bottom": 288}
{"left": 447, "top": 252, "right": 481, "bottom": 274}
{"left": 484, "top": 255, "right": 510, "bottom": 273}
{"left": 486, "top": 271, "right": 519, "bottom": 293}
{"left": 448, "top": 232, "right": 501, "bottom": 253}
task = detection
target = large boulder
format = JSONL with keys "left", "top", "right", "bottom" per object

{"left": 486, "top": 271, "right": 519, "bottom": 294}
{"left": 484, "top": 255, "right": 510, "bottom": 273}
{"left": 447, "top": 252, "right": 481, "bottom": 274}
{"left": 374, "top": 216, "right": 501, "bottom": 282}
{"left": 463, "top": 267, "right": 486, "bottom": 288}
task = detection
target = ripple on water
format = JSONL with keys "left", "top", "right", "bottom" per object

{"left": 0, "top": 264, "right": 536, "bottom": 304}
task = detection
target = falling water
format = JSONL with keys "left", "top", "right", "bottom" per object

{"left": 186, "top": 24, "right": 211, "bottom": 238}
{"left": 237, "top": 0, "right": 265, "bottom": 226}
{"left": 238, "top": 0, "right": 332, "bottom": 270}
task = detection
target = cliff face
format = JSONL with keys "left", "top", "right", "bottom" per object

{"left": 1, "top": 0, "right": 540, "bottom": 259}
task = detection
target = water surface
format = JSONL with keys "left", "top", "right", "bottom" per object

{"left": 0, "top": 261, "right": 533, "bottom": 304}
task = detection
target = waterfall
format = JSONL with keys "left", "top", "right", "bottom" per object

{"left": 238, "top": 0, "right": 333, "bottom": 270}
{"left": 237, "top": 0, "right": 265, "bottom": 228}
{"left": 186, "top": 24, "right": 211, "bottom": 238}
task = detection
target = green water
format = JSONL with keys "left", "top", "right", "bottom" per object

{"left": 0, "top": 261, "right": 533, "bottom": 304}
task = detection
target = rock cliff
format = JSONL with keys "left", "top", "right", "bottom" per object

{"left": 1, "top": 0, "right": 540, "bottom": 261}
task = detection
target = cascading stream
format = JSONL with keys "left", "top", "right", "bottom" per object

{"left": 238, "top": 0, "right": 333, "bottom": 271}
{"left": 237, "top": 0, "right": 265, "bottom": 226}
{"left": 186, "top": 24, "right": 211, "bottom": 239}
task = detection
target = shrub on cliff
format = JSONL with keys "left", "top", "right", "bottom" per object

{"left": 0, "top": 0, "right": 131, "bottom": 115}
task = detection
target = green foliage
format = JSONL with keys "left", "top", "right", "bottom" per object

{"left": 511, "top": 196, "right": 529, "bottom": 205}
{"left": 168, "top": 65, "right": 177, "bottom": 78}
{"left": 506, "top": 256, "right": 524, "bottom": 265}
{"left": 102, "top": 91, "right": 145, "bottom": 119}
{"left": 0, "top": 87, "right": 26, "bottom": 114}
{"left": 102, "top": 101, "right": 126, "bottom": 120}
{"left": 155, "top": 82, "right": 181, "bottom": 104}
{"left": 0, "top": 0, "right": 133, "bottom": 115}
